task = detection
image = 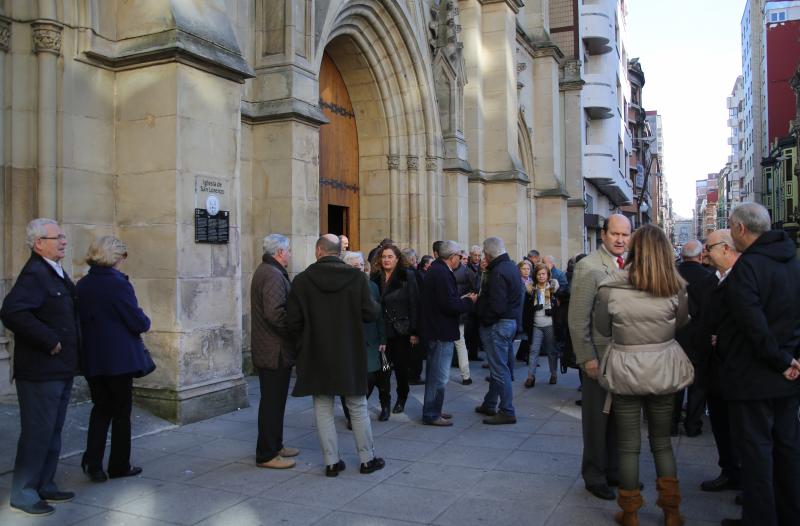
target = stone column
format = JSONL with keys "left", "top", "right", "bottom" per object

{"left": 32, "top": 19, "right": 62, "bottom": 219}
{"left": 561, "top": 60, "right": 587, "bottom": 260}
{"left": 0, "top": 17, "right": 10, "bottom": 395}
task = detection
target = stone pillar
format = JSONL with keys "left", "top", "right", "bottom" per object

{"left": 0, "top": 17, "right": 10, "bottom": 395}
{"left": 561, "top": 60, "right": 587, "bottom": 259}
{"left": 32, "top": 19, "right": 62, "bottom": 219}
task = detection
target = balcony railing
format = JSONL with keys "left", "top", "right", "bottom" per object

{"left": 581, "top": 2, "right": 615, "bottom": 55}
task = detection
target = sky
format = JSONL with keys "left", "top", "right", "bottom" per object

{"left": 625, "top": 0, "right": 747, "bottom": 218}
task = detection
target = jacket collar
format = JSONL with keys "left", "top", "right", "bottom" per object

{"left": 262, "top": 254, "right": 289, "bottom": 279}
{"left": 487, "top": 252, "right": 511, "bottom": 270}
{"left": 87, "top": 265, "right": 127, "bottom": 279}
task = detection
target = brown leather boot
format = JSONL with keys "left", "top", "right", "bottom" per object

{"left": 656, "top": 477, "right": 684, "bottom": 526}
{"left": 614, "top": 488, "right": 643, "bottom": 526}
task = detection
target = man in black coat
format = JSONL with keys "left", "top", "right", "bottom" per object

{"left": 286, "top": 234, "right": 384, "bottom": 477}
{"left": 475, "top": 236, "right": 523, "bottom": 425}
{"left": 675, "top": 239, "right": 713, "bottom": 437}
{"left": 464, "top": 245, "right": 483, "bottom": 361}
{"left": 1, "top": 218, "right": 79, "bottom": 516}
{"left": 419, "top": 241, "right": 476, "bottom": 426}
{"left": 718, "top": 203, "right": 800, "bottom": 526}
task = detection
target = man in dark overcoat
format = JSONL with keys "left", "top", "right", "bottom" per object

{"left": 718, "top": 203, "right": 800, "bottom": 526}
{"left": 1, "top": 218, "right": 79, "bottom": 516}
{"left": 251, "top": 233, "right": 299, "bottom": 469}
{"left": 286, "top": 234, "right": 384, "bottom": 477}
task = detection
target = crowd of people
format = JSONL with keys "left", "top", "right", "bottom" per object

{"left": 2, "top": 203, "right": 798, "bottom": 526}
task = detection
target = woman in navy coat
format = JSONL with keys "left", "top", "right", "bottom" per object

{"left": 77, "top": 236, "right": 151, "bottom": 482}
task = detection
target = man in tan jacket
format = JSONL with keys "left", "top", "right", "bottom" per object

{"left": 568, "top": 214, "right": 631, "bottom": 500}
{"left": 251, "top": 233, "right": 299, "bottom": 469}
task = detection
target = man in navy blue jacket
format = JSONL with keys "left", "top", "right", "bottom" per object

{"left": 718, "top": 203, "right": 800, "bottom": 526}
{"left": 475, "top": 237, "right": 523, "bottom": 425}
{"left": 1, "top": 218, "right": 79, "bottom": 516}
{"left": 419, "top": 241, "right": 477, "bottom": 426}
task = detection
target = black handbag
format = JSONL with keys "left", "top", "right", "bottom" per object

{"left": 386, "top": 308, "right": 411, "bottom": 336}
{"left": 133, "top": 348, "right": 157, "bottom": 378}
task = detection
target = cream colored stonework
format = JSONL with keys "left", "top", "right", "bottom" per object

{"left": 0, "top": 0, "right": 592, "bottom": 419}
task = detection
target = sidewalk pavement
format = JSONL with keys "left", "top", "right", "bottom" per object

{"left": 0, "top": 361, "right": 740, "bottom": 525}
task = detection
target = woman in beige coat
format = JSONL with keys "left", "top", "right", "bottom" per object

{"left": 593, "top": 224, "right": 690, "bottom": 526}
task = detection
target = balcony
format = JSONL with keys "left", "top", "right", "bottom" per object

{"left": 727, "top": 96, "right": 735, "bottom": 109}
{"left": 584, "top": 144, "right": 633, "bottom": 205}
{"left": 582, "top": 74, "right": 615, "bottom": 119}
{"left": 727, "top": 117, "right": 737, "bottom": 127}
{"left": 727, "top": 136, "right": 735, "bottom": 145}
{"left": 581, "top": 2, "right": 615, "bottom": 55}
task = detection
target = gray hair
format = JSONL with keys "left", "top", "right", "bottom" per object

{"left": 470, "top": 245, "right": 481, "bottom": 255}
{"left": 342, "top": 251, "right": 365, "bottom": 266}
{"left": 527, "top": 249, "right": 540, "bottom": 259}
{"left": 544, "top": 255, "right": 558, "bottom": 266}
{"left": 712, "top": 229, "right": 737, "bottom": 251}
{"left": 681, "top": 239, "right": 702, "bottom": 258}
{"left": 262, "top": 234, "right": 289, "bottom": 256}
{"left": 26, "top": 218, "right": 58, "bottom": 249}
{"left": 483, "top": 237, "right": 506, "bottom": 258}
{"left": 438, "top": 240, "right": 462, "bottom": 259}
{"left": 86, "top": 236, "right": 127, "bottom": 267}
{"left": 730, "top": 202, "right": 771, "bottom": 235}
{"left": 401, "top": 247, "right": 417, "bottom": 266}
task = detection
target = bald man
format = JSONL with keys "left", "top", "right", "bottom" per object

{"left": 568, "top": 213, "right": 631, "bottom": 500}
{"left": 287, "top": 234, "right": 385, "bottom": 476}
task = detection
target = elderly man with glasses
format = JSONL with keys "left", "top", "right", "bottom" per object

{"left": 1, "top": 218, "right": 79, "bottom": 516}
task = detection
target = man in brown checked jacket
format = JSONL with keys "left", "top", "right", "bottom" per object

{"left": 251, "top": 234, "right": 300, "bottom": 469}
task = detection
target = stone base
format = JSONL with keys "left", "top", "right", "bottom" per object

{"left": 0, "top": 337, "right": 11, "bottom": 396}
{"left": 241, "top": 350, "right": 255, "bottom": 376}
{"left": 133, "top": 375, "right": 249, "bottom": 424}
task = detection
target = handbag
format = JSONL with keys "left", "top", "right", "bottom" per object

{"left": 379, "top": 350, "right": 393, "bottom": 373}
{"left": 385, "top": 308, "right": 411, "bottom": 336}
{"left": 598, "top": 339, "right": 694, "bottom": 396}
{"left": 133, "top": 348, "right": 157, "bottom": 378}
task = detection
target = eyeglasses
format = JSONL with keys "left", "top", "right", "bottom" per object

{"left": 40, "top": 235, "right": 67, "bottom": 241}
{"left": 704, "top": 241, "right": 726, "bottom": 252}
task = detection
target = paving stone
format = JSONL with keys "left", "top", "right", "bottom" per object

{"left": 496, "top": 449, "right": 582, "bottom": 476}
{"left": 195, "top": 496, "right": 330, "bottom": 526}
{"left": 138, "top": 453, "right": 227, "bottom": 482}
{"left": 434, "top": 495, "right": 555, "bottom": 526}
{"left": 420, "top": 444, "right": 511, "bottom": 469}
{"left": 261, "top": 473, "right": 376, "bottom": 508}
{"left": 449, "top": 428, "right": 528, "bottom": 449}
{"left": 72, "top": 476, "right": 167, "bottom": 508}
{"left": 385, "top": 422, "right": 465, "bottom": 443}
{"left": 116, "top": 482, "right": 244, "bottom": 524}
{"left": 131, "top": 429, "right": 216, "bottom": 454}
{"left": 387, "top": 462, "right": 486, "bottom": 491}
{"left": 186, "top": 461, "right": 301, "bottom": 496}
{"left": 533, "top": 419, "right": 583, "bottom": 436}
{"left": 517, "top": 433, "right": 583, "bottom": 454}
{"left": 72, "top": 510, "right": 175, "bottom": 526}
{"left": 0, "top": 498, "right": 104, "bottom": 526}
{"left": 179, "top": 437, "right": 254, "bottom": 463}
{"left": 346, "top": 483, "right": 459, "bottom": 523}
{"left": 466, "top": 471, "right": 575, "bottom": 502}
{"left": 313, "top": 511, "right": 424, "bottom": 525}
{"left": 372, "top": 437, "right": 441, "bottom": 462}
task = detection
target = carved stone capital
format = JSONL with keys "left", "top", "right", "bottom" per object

{"left": 32, "top": 21, "right": 63, "bottom": 55}
{"left": 426, "top": 156, "right": 439, "bottom": 171}
{"left": 407, "top": 156, "right": 419, "bottom": 170}
{"left": 387, "top": 155, "right": 400, "bottom": 170}
{"left": 0, "top": 18, "right": 11, "bottom": 53}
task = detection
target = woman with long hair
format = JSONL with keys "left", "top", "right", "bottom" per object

{"left": 593, "top": 224, "right": 690, "bottom": 526}
{"left": 370, "top": 244, "right": 420, "bottom": 414}
{"left": 515, "top": 260, "right": 534, "bottom": 364}
{"left": 524, "top": 263, "right": 560, "bottom": 387}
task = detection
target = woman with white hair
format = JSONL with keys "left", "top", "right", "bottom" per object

{"left": 77, "top": 236, "right": 152, "bottom": 482}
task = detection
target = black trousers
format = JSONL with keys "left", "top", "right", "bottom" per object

{"left": 387, "top": 336, "right": 412, "bottom": 399}
{"left": 707, "top": 391, "right": 740, "bottom": 479}
{"left": 84, "top": 375, "right": 134, "bottom": 475}
{"left": 342, "top": 370, "right": 391, "bottom": 421}
{"left": 684, "top": 381, "right": 707, "bottom": 434}
{"left": 256, "top": 365, "right": 292, "bottom": 463}
{"left": 730, "top": 395, "right": 800, "bottom": 526}
{"left": 464, "top": 314, "right": 482, "bottom": 360}
{"left": 11, "top": 379, "right": 72, "bottom": 508}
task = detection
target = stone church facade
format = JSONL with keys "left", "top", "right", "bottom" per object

{"left": 0, "top": 0, "right": 593, "bottom": 422}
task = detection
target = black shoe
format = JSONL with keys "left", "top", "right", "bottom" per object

{"left": 701, "top": 474, "right": 740, "bottom": 492}
{"left": 392, "top": 399, "right": 406, "bottom": 414}
{"left": 721, "top": 519, "right": 743, "bottom": 526}
{"left": 575, "top": 400, "right": 582, "bottom": 406}
{"left": 734, "top": 493, "right": 742, "bottom": 506}
{"left": 685, "top": 428, "right": 702, "bottom": 437}
{"left": 82, "top": 457, "right": 108, "bottom": 483}
{"left": 483, "top": 413, "right": 517, "bottom": 425}
{"left": 10, "top": 501, "right": 55, "bottom": 516}
{"left": 462, "top": 378, "right": 473, "bottom": 385}
{"left": 38, "top": 490, "right": 75, "bottom": 503}
{"left": 325, "top": 460, "right": 346, "bottom": 477}
{"left": 379, "top": 405, "right": 390, "bottom": 421}
{"left": 108, "top": 466, "right": 142, "bottom": 479}
{"left": 585, "top": 483, "right": 615, "bottom": 500}
{"left": 475, "top": 405, "right": 497, "bottom": 416}
{"left": 359, "top": 457, "right": 385, "bottom": 474}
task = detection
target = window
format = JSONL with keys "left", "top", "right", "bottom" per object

{"left": 769, "top": 11, "right": 786, "bottom": 22}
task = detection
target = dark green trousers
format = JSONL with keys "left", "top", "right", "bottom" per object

{"left": 613, "top": 393, "right": 677, "bottom": 490}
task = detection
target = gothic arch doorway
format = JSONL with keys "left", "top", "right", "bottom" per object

{"left": 319, "top": 52, "right": 360, "bottom": 248}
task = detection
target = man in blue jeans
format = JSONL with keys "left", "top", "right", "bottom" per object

{"left": 419, "top": 241, "right": 477, "bottom": 426}
{"left": 475, "top": 237, "right": 523, "bottom": 425}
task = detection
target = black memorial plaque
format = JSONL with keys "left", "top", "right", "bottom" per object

{"left": 194, "top": 209, "right": 229, "bottom": 244}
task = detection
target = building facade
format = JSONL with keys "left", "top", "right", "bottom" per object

{"left": 0, "top": 0, "right": 632, "bottom": 420}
